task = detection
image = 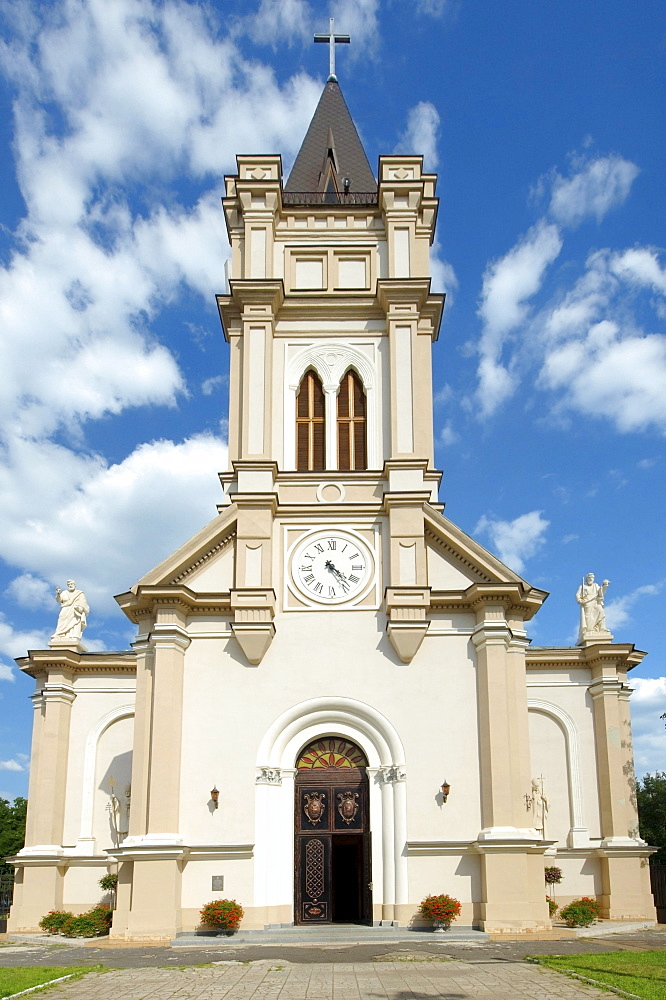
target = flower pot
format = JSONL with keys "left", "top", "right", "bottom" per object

{"left": 433, "top": 920, "right": 451, "bottom": 932}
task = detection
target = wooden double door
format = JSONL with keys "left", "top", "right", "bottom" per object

{"left": 295, "top": 766, "right": 372, "bottom": 924}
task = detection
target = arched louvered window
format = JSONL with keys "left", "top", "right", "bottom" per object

{"left": 296, "top": 370, "right": 325, "bottom": 471}
{"left": 337, "top": 370, "right": 367, "bottom": 471}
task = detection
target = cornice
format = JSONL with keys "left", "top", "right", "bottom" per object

{"left": 116, "top": 585, "right": 232, "bottom": 624}
{"left": 429, "top": 582, "right": 547, "bottom": 620}
{"left": 16, "top": 649, "right": 137, "bottom": 680}
{"left": 526, "top": 643, "right": 646, "bottom": 671}
{"left": 170, "top": 530, "right": 236, "bottom": 585}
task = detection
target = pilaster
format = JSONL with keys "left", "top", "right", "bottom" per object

{"left": 377, "top": 279, "right": 442, "bottom": 466}
{"left": 586, "top": 645, "right": 648, "bottom": 851}
{"left": 23, "top": 662, "right": 76, "bottom": 849}
{"left": 378, "top": 155, "right": 438, "bottom": 279}
{"left": 146, "top": 610, "right": 190, "bottom": 836}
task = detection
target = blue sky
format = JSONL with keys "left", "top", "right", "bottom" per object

{"left": 0, "top": 0, "right": 664, "bottom": 800}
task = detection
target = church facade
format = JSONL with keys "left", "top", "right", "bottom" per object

{"left": 8, "top": 80, "right": 655, "bottom": 940}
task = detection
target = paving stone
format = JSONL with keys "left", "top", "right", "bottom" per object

{"left": 28, "top": 961, "right": 627, "bottom": 1000}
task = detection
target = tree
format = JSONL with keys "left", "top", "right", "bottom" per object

{"left": 636, "top": 773, "right": 666, "bottom": 864}
{"left": 0, "top": 797, "right": 27, "bottom": 876}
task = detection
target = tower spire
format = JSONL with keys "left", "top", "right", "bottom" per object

{"left": 314, "top": 17, "right": 350, "bottom": 81}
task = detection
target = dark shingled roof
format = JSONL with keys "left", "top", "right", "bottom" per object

{"left": 285, "top": 80, "right": 377, "bottom": 196}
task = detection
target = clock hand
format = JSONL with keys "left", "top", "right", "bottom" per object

{"left": 324, "top": 560, "right": 350, "bottom": 592}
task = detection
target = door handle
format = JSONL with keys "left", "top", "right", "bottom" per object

{"left": 367, "top": 882, "right": 373, "bottom": 890}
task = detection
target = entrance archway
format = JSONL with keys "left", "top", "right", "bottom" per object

{"left": 295, "top": 737, "right": 371, "bottom": 924}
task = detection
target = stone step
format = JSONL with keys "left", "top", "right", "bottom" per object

{"left": 172, "top": 924, "right": 489, "bottom": 946}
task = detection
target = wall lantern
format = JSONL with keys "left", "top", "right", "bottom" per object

{"left": 441, "top": 781, "right": 451, "bottom": 803}
{"left": 210, "top": 786, "right": 219, "bottom": 809}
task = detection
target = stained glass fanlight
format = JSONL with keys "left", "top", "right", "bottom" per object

{"left": 297, "top": 737, "right": 368, "bottom": 769}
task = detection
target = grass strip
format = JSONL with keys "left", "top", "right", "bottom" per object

{"left": 531, "top": 950, "right": 666, "bottom": 1000}
{"left": 0, "top": 965, "right": 102, "bottom": 999}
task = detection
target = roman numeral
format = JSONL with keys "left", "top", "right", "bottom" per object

{"left": 313, "top": 582, "right": 323, "bottom": 593}
{"left": 351, "top": 564, "right": 363, "bottom": 571}
{"left": 300, "top": 565, "right": 312, "bottom": 573}
{"left": 349, "top": 551, "right": 360, "bottom": 561}
{"left": 348, "top": 574, "right": 359, "bottom": 584}
{"left": 303, "top": 573, "right": 315, "bottom": 584}
{"left": 314, "top": 543, "right": 324, "bottom": 554}
{"left": 328, "top": 586, "right": 336, "bottom": 596}
{"left": 327, "top": 539, "right": 336, "bottom": 550}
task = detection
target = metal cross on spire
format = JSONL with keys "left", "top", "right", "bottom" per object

{"left": 314, "top": 18, "right": 350, "bottom": 82}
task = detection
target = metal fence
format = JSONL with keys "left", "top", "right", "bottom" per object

{"left": 282, "top": 191, "right": 378, "bottom": 206}
{"left": 650, "top": 864, "right": 666, "bottom": 923}
{"left": 0, "top": 872, "right": 14, "bottom": 916}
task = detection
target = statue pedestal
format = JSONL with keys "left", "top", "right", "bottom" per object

{"left": 578, "top": 629, "right": 614, "bottom": 647}
{"left": 48, "top": 637, "right": 88, "bottom": 653}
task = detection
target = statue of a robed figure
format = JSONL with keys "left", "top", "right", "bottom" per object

{"left": 576, "top": 572, "right": 612, "bottom": 644}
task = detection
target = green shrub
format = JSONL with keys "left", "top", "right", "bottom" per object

{"left": 98, "top": 873, "right": 118, "bottom": 892}
{"left": 39, "top": 910, "right": 74, "bottom": 934}
{"left": 199, "top": 899, "right": 244, "bottom": 929}
{"left": 558, "top": 896, "right": 603, "bottom": 927}
{"left": 547, "top": 897, "right": 558, "bottom": 917}
{"left": 39, "top": 904, "right": 112, "bottom": 937}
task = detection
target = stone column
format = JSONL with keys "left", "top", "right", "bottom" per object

{"left": 379, "top": 772, "right": 395, "bottom": 922}
{"left": 391, "top": 769, "right": 409, "bottom": 922}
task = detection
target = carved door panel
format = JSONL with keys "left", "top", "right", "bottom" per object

{"left": 298, "top": 835, "right": 331, "bottom": 922}
{"left": 295, "top": 767, "right": 371, "bottom": 924}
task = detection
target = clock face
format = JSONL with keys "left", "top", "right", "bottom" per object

{"left": 291, "top": 530, "right": 373, "bottom": 605}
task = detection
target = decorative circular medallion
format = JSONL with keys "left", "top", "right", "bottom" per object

{"left": 290, "top": 529, "right": 373, "bottom": 605}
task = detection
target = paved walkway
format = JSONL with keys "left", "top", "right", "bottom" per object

{"left": 31, "top": 959, "right": 622, "bottom": 1000}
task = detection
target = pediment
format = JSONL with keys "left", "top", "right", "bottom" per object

{"left": 132, "top": 507, "right": 237, "bottom": 592}
{"left": 424, "top": 508, "right": 527, "bottom": 590}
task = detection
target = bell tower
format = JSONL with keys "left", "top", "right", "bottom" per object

{"left": 216, "top": 77, "right": 444, "bottom": 664}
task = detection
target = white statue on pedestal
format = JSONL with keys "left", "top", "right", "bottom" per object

{"left": 531, "top": 776, "right": 548, "bottom": 840}
{"left": 51, "top": 579, "right": 89, "bottom": 641}
{"left": 576, "top": 573, "right": 611, "bottom": 644}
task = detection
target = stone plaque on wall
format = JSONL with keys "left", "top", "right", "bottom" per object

{"left": 211, "top": 875, "right": 224, "bottom": 891}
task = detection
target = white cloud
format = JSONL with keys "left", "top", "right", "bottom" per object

{"left": 0, "top": 0, "right": 322, "bottom": 446}
{"left": 0, "top": 759, "right": 25, "bottom": 772}
{"left": 474, "top": 510, "right": 549, "bottom": 574}
{"left": 395, "top": 101, "right": 440, "bottom": 169}
{"left": 248, "top": 0, "right": 313, "bottom": 46}
{"left": 5, "top": 574, "right": 54, "bottom": 611}
{"left": 0, "top": 433, "right": 228, "bottom": 618}
{"left": 548, "top": 154, "right": 639, "bottom": 227}
{"left": 610, "top": 247, "right": 666, "bottom": 295}
{"left": 604, "top": 582, "right": 663, "bottom": 632}
{"left": 415, "top": 0, "right": 450, "bottom": 14}
{"left": 330, "top": 0, "right": 380, "bottom": 54}
{"left": 438, "top": 422, "right": 458, "bottom": 446}
{"left": 0, "top": 615, "right": 51, "bottom": 661}
{"left": 475, "top": 222, "right": 562, "bottom": 416}
{"left": 628, "top": 677, "right": 666, "bottom": 777}
{"left": 430, "top": 243, "right": 458, "bottom": 300}
{"left": 479, "top": 222, "right": 563, "bottom": 342}
{"left": 472, "top": 148, "right": 666, "bottom": 430}
{"left": 202, "top": 376, "right": 227, "bottom": 397}
{"left": 540, "top": 321, "right": 666, "bottom": 433}
{"left": 0, "top": 663, "right": 16, "bottom": 682}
